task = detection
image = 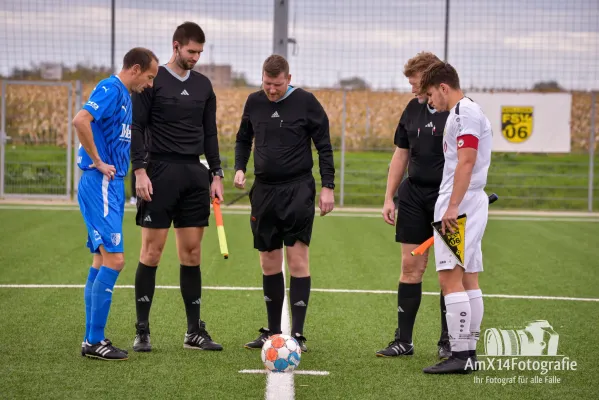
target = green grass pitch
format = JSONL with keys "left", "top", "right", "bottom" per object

{"left": 4, "top": 144, "right": 599, "bottom": 210}
{"left": 0, "top": 206, "right": 598, "bottom": 399}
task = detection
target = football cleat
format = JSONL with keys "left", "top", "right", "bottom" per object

{"left": 293, "top": 333, "right": 308, "bottom": 353}
{"left": 423, "top": 354, "right": 473, "bottom": 374}
{"left": 376, "top": 329, "right": 414, "bottom": 357}
{"left": 376, "top": 340, "right": 414, "bottom": 357}
{"left": 133, "top": 321, "right": 152, "bottom": 352}
{"left": 438, "top": 340, "right": 452, "bottom": 359}
{"left": 244, "top": 327, "right": 279, "bottom": 349}
{"left": 184, "top": 320, "right": 223, "bottom": 351}
{"left": 85, "top": 339, "right": 128, "bottom": 361}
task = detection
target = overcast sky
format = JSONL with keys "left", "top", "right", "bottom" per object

{"left": 1, "top": 0, "right": 597, "bottom": 90}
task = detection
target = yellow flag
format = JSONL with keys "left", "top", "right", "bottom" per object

{"left": 431, "top": 214, "right": 466, "bottom": 265}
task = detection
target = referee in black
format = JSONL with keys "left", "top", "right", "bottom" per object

{"left": 130, "top": 21, "right": 224, "bottom": 352}
{"left": 234, "top": 54, "right": 335, "bottom": 352}
{"left": 376, "top": 52, "right": 451, "bottom": 359}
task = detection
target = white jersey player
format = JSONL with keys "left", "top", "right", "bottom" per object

{"left": 436, "top": 97, "right": 492, "bottom": 274}
{"left": 417, "top": 61, "right": 492, "bottom": 375}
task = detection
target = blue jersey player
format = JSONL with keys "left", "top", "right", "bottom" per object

{"left": 73, "top": 47, "right": 159, "bottom": 361}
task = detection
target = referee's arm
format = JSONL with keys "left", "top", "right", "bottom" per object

{"left": 234, "top": 99, "right": 254, "bottom": 174}
{"left": 383, "top": 110, "right": 409, "bottom": 224}
{"left": 203, "top": 88, "right": 222, "bottom": 172}
{"left": 131, "top": 87, "right": 154, "bottom": 200}
{"left": 131, "top": 88, "right": 154, "bottom": 172}
{"left": 307, "top": 94, "right": 335, "bottom": 187}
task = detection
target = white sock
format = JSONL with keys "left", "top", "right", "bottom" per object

{"left": 467, "top": 289, "right": 484, "bottom": 353}
{"left": 444, "top": 292, "right": 471, "bottom": 354}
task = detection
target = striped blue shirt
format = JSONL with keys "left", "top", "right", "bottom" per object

{"left": 77, "top": 75, "right": 132, "bottom": 178}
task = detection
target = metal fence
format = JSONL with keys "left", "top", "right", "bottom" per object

{"left": 0, "top": 0, "right": 597, "bottom": 210}
{"left": 0, "top": 80, "right": 74, "bottom": 199}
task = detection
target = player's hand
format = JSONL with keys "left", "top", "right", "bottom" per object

{"left": 234, "top": 170, "right": 246, "bottom": 189}
{"left": 135, "top": 169, "right": 153, "bottom": 202}
{"left": 211, "top": 176, "right": 224, "bottom": 202}
{"left": 90, "top": 160, "right": 116, "bottom": 180}
{"left": 441, "top": 204, "right": 459, "bottom": 235}
{"left": 382, "top": 198, "right": 396, "bottom": 226}
{"left": 319, "top": 187, "right": 335, "bottom": 216}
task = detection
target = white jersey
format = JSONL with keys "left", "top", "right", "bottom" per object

{"left": 439, "top": 97, "right": 492, "bottom": 195}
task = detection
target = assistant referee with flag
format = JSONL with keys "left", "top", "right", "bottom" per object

{"left": 377, "top": 52, "right": 452, "bottom": 359}
{"left": 130, "top": 21, "right": 225, "bottom": 353}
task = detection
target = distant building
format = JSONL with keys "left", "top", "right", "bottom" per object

{"left": 40, "top": 62, "right": 63, "bottom": 80}
{"left": 195, "top": 64, "right": 232, "bottom": 87}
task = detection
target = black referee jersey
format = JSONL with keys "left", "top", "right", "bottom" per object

{"left": 234, "top": 87, "right": 335, "bottom": 186}
{"left": 130, "top": 65, "right": 221, "bottom": 172}
{"left": 394, "top": 98, "right": 449, "bottom": 187}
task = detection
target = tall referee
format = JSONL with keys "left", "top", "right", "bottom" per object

{"left": 234, "top": 55, "right": 335, "bottom": 352}
{"left": 130, "top": 21, "right": 224, "bottom": 352}
{"left": 376, "top": 52, "right": 451, "bottom": 359}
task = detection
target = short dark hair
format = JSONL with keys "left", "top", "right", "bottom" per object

{"left": 173, "top": 21, "right": 206, "bottom": 46}
{"left": 263, "top": 54, "right": 289, "bottom": 77}
{"left": 419, "top": 61, "right": 461, "bottom": 94}
{"left": 122, "top": 47, "right": 158, "bottom": 72}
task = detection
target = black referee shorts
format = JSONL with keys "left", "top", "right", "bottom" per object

{"left": 249, "top": 175, "right": 316, "bottom": 252}
{"left": 136, "top": 153, "right": 211, "bottom": 229}
{"left": 395, "top": 178, "right": 439, "bottom": 245}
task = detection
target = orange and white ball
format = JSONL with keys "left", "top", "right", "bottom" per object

{"left": 261, "top": 334, "right": 302, "bottom": 372}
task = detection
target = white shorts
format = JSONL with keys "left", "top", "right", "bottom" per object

{"left": 433, "top": 190, "right": 489, "bottom": 273}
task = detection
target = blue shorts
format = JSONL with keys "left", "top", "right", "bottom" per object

{"left": 77, "top": 170, "right": 125, "bottom": 254}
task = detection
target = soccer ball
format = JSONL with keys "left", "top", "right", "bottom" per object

{"left": 261, "top": 334, "right": 302, "bottom": 372}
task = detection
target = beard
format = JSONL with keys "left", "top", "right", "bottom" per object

{"left": 177, "top": 57, "right": 195, "bottom": 71}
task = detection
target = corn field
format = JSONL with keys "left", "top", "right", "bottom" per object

{"left": 1, "top": 83, "right": 597, "bottom": 152}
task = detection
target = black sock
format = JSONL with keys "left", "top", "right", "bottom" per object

{"left": 440, "top": 290, "right": 449, "bottom": 343}
{"left": 135, "top": 262, "right": 157, "bottom": 325}
{"left": 180, "top": 265, "right": 201, "bottom": 333}
{"left": 290, "top": 276, "right": 311, "bottom": 336}
{"left": 263, "top": 272, "right": 285, "bottom": 333}
{"left": 397, "top": 282, "right": 422, "bottom": 343}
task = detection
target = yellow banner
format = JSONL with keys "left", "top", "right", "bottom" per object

{"left": 432, "top": 214, "right": 467, "bottom": 265}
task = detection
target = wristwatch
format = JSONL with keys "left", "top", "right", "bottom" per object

{"left": 211, "top": 168, "right": 224, "bottom": 179}
{"left": 322, "top": 182, "right": 335, "bottom": 190}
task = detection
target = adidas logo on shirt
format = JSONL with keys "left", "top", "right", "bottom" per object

{"left": 181, "top": 89, "right": 189, "bottom": 96}
{"left": 425, "top": 122, "right": 434, "bottom": 128}
{"left": 271, "top": 111, "right": 280, "bottom": 118}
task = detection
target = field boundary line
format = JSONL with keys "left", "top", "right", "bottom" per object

{"left": 265, "top": 254, "right": 294, "bottom": 400}
{"left": 240, "top": 369, "right": 329, "bottom": 376}
{"left": 1, "top": 199, "right": 599, "bottom": 218}
{"left": 1, "top": 284, "right": 597, "bottom": 302}
{"left": 1, "top": 204, "right": 598, "bottom": 222}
